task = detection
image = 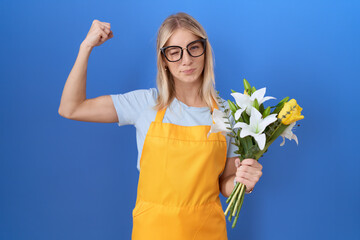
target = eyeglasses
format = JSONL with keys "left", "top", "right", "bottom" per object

{"left": 160, "top": 38, "right": 207, "bottom": 62}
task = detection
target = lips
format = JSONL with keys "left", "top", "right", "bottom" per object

{"left": 183, "top": 68, "right": 195, "bottom": 74}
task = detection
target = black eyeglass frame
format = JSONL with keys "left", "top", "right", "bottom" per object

{"left": 160, "top": 38, "right": 207, "bottom": 62}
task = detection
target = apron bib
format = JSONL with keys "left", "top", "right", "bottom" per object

{"left": 131, "top": 98, "right": 228, "bottom": 240}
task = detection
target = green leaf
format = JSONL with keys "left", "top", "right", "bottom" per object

{"left": 241, "top": 111, "right": 250, "bottom": 124}
{"left": 259, "top": 104, "right": 265, "bottom": 113}
{"left": 228, "top": 100, "right": 237, "bottom": 113}
{"left": 279, "top": 96, "right": 290, "bottom": 105}
{"left": 262, "top": 106, "right": 271, "bottom": 118}
{"left": 271, "top": 97, "right": 289, "bottom": 114}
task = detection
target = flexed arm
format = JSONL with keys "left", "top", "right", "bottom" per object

{"left": 58, "top": 20, "right": 117, "bottom": 123}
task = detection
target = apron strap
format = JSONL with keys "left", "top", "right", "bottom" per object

{"left": 155, "top": 107, "right": 166, "bottom": 123}
{"left": 155, "top": 96, "right": 220, "bottom": 123}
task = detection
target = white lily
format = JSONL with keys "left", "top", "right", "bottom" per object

{"left": 280, "top": 121, "right": 299, "bottom": 146}
{"left": 230, "top": 87, "right": 276, "bottom": 120}
{"left": 233, "top": 107, "right": 278, "bottom": 150}
{"left": 207, "top": 108, "right": 232, "bottom": 138}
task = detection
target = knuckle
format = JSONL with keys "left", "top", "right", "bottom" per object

{"left": 240, "top": 166, "right": 248, "bottom": 172}
{"left": 244, "top": 160, "right": 254, "bottom": 166}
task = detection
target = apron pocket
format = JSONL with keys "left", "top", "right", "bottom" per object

{"left": 193, "top": 203, "right": 228, "bottom": 240}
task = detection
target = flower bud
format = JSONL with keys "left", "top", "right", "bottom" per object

{"left": 251, "top": 86, "right": 256, "bottom": 95}
{"left": 243, "top": 78, "right": 251, "bottom": 93}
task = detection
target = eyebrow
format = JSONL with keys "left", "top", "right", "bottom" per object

{"left": 165, "top": 38, "right": 201, "bottom": 47}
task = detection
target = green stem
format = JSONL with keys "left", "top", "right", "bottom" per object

{"left": 253, "top": 123, "right": 289, "bottom": 160}
{"left": 226, "top": 182, "right": 239, "bottom": 204}
{"left": 228, "top": 211, "right": 233, "bottom": 222}
{"left": 239, "top": 137, "right": 248, "bottom": 157}
{"left": 232, "top": 184, "right": 245, "bottom": 216}
{"left": 231, "top": 184, "right": 242, "bottom": 216}
{"left": 224, "top": 183, "right": 241, "bottom": 216}
{"left": 232, "top": 190, "right": 245, "bottom": 228}
{"left": 227, "top": 199, "right": 234, "bottom": 218}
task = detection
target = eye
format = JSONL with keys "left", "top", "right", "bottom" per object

{"left": 169, "top": 50, "right": 180, "bottom": 55}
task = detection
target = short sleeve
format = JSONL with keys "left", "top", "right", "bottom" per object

{"left": 110, "top": 88, "right": 157, "bottom": 126}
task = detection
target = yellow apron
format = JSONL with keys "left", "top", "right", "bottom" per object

{"left": 131, "top": 98, "right": 228, "bottom": 240}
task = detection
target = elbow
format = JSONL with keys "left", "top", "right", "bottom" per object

{"left": 219, "top": 175, "right": 234, "bottom": 198}
{"left": 58, "top": 107, "right": 72, "bottom": 119}
{"left": 220, "top": 189, "right": 230, "bottom": 198}
{"left": 219, "top": 179, "right": 228, "bottom": 198}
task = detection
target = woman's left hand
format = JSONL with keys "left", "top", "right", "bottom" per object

{"left": 234, "top": 158, "right": 263, "bottom": 193}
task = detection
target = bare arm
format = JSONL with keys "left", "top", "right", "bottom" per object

{"left": 58, "top": 20, "right": 117, "bottom": 122}
{"left": 219, "top": 157, "right": 237, "bottom": 198}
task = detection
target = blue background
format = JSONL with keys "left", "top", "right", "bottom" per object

{"left": 1, "top": 0, "right": 359, "bottom": 239}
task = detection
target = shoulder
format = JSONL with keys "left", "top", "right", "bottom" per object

{"left": 132, "top": 87, "right": 158, "bottom": 103}
{"left": 138, "top": 87, "right": 158, "bottom": 97}
{"left": 110, "top": 88, "right": 159, "bottom": 126}
{"left": 125, "top": 87, "right": 158, "bottom": 99}
{"left": 111, "top": 87, "right": 158, "bottom": 105}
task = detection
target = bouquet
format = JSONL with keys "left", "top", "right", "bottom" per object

{"left": 208, "top": 79, "right": 304, "bottom": 228}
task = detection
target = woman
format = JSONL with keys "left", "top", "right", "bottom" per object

{"left": 59, "top": 12, "right": 263, "bottom": 240}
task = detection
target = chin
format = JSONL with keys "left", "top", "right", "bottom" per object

{"left": 183, "top": 73, "right": 202, "bottom": 82}
{"left": 182, "top": 76, "right": 201, "bottom": 83}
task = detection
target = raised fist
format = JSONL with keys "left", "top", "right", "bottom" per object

{"left": 82, "top": 19, "right": 113, "bottom": 48}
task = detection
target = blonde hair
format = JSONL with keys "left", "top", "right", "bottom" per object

{"left": 153, "top": 12, "right": 218, "bottom": 111}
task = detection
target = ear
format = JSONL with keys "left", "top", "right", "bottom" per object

{"left": 161, "top": 56, "right": 167, "bottom": 67}
{"left": 162, "top": 59, "right": 168, "bottom": 69}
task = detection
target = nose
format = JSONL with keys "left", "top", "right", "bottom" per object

{"left": 181, "top": 48, "right": 193, "bottom": 65}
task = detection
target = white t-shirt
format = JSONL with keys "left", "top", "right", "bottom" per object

{"left": 110, "top": 88, "right": 238, "bottom": 172}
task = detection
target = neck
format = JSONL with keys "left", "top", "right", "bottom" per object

{"left": 174, "top": 79, "right": 205, "bottom": 107}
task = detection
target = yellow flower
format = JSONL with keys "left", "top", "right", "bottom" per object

{"left": 278, "top": 99, "right": 304, "bottom": 125}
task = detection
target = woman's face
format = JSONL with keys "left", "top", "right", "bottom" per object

{"left": 163, "top": 28, "right": 205, "bottom": 86}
